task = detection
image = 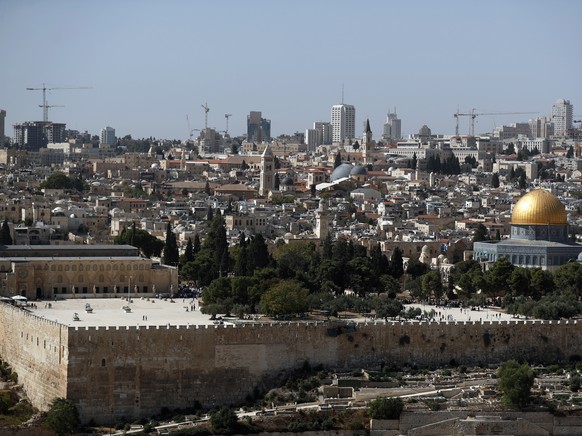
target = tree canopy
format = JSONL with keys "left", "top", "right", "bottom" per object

{"left": 113, "top": 225, "right": 164, "bottom": 258}
{"left": 497, "top": 360, "right": 534, "bottom": 408}
{"left": 44, "top": 397, "right": 80, "bottom": 435}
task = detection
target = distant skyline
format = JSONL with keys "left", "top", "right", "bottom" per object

{"left": 1, "top": 0, "right": 580, "bottom": 141}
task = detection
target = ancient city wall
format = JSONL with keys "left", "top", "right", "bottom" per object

{"left": 1, "top": 302, "right": 582, "bottom": 424}
{"left": 66, "top": 319, "right": 582, "bottom": 423}
{"left": 0, "top": 304, "right": 68, "bottom": 410}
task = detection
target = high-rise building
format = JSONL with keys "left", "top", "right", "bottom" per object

{"left": 528, "top": 116, "right": 553, "bottom": 139}
{"left": 13, "top": 121, "right": 66, "bottom": 151}
{"left": 314, "top": 121, "right": 332, "bottom": 145}
{"left": 100, "top": 126, "right": 116, "bottom": 145}
{"left": 331, "top": 104, "right": 355, "bottom": 144}
{"left": 305, "top": 129, "right": 318, "bottom": 152}
{"left": 247, "top": 111, "right": 271, "bottom": 143}
{"left": 0, "top": 110, "right": 6, "bottom": 144}
{"left": 382, "top": 110, "right": 401, "bottom": 142}
{"left": 551, "top": 98, "right": 573, "bottom": 137}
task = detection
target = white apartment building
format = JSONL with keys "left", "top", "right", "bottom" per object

{"left": 551, "top": 98, "right": 573, "bottom": 137}
{"left": 331, "top": 104, "right": 355, "bottom": 144}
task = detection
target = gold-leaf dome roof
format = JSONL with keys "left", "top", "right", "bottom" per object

{"left": 511, "top": 189, "right": 567, "bottom": 225}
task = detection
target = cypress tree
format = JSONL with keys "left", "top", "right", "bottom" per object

{"left": 162, "top": 221, "right": 179, "bottom": 266}
{"left": 185, "top": 237, "right": 194, "bottom": 262}
{"left": 0, "top": 219, "right": 12, "bottom": 245}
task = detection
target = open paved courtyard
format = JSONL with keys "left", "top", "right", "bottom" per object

{"left": 27, "top": 297, "right": 523, "bottom": 328}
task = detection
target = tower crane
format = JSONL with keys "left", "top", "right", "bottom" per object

{"left": 224, "top": 113, "right": 232, "bottom": 135}
{"left": 454, "top": 109, "right": 539, "bottom": 136}
{"left": 201, "top": 102, "right": 210, "bottom": 130}
{"left": 39, "top": 102, "right": 65, "bottom": 119}
{"left": 26, "top": 83, "right": 92, "bottom": 122}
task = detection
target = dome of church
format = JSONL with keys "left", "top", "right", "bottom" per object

{"left": 511, "top": 189, "right": 567, "bottom": 225}
{"left": 330, "top": 163, "right": 353, "bottom": 182}
{"left": 350, "top": 165, "right": 368, "bottom": 176}
{"left": 280, "top": 176, "right": 294, "bottom": 186}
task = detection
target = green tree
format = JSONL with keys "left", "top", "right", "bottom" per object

{"left": 491, "top": 172, "right": 500, "bottom": 188}
{"left": 497, "top": 360, "right": 534, "bottom": 408}
{"left": 334, "top": 152, "right": 342, "bottom": 168}
{"left": 553, "top": 262, "right": 582, "bottom": 296}
{"left": 39, "top": 172, "right": 87, "bottom": 191}
{"left": 484, "top": 257, "right": 514, "bottom": 297}
{"left": 209, "top": 406, "right": 238, "bottom": 434}
{"left": 388, "top": 247, "right": 404, "bottom": 279}
{"left": 473, "top": 223, "right": 489, "bottom": 243}
{"left": 530, "top": 268, "right": 554, "bottom": 299}
{"left": 373, "top": 297, "right": 403, "bottom": 321}
{"left": 247, "top": 234, "right": 270, "bottom": 274}
{"left": 114, "top": 227, "right": 164, "bottom": 258}
{"left": 0, "top": 219, "right": 12, "bottom": 245}
{"left": 184, "top": 237, "right": 194, "bottom": 263}
{"left": 162, "top": 221, "right": 179, "bottom": 266}
{"left": 193, "top": 233, "right": 201, "bottom": 254}
{"left": 368, "top": 397, "right": 404, "bottom": 419}
{"left": 406, "top": 258, "right": 430, "bottom": 279}
{"left": 44, "top": 397, "right": 80, "bottom": 435}
{"left": 259, "top": 280, "right": 309, "bottom": 317}
{"left": 422, "top": 270, "right": 443, "bottom": 299}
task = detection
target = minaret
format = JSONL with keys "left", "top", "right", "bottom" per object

{"left": 362, "top": 118, "right": 372, "bottom": 165}
{"left": 315, "top": 198, "right": 329, "bottom": 240}
{"left": 259, "top": 143, "right": 275, "bottom": 196}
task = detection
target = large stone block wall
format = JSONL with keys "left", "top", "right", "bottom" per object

{"left": 66, "top": 319, "right": 582, "bottom": 423}
{"left": 2, "top": 301, "right": 582, "bottom": 424}
{"left": 0, "top": 304, "right": 68, "bottom": 410}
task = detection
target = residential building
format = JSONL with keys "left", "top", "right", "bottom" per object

{"left": 247, "top": 111, "right": 271, "bottom": 143}
{"left": 13, "top": 121, "right": 66, "bottom": 150}
{"left": 551, "top": 98, "right": 573, "bottom": 137}
{"left": 382, "top": 110, "right": 401, "bottom": 142}
{"left": 314, "top": 121, "right": 332, "bottom": 145}
{"left": 331, "top": 104, "right": 355, "bottom": 144}
{"left": 100, "top": 126, "right": 116, "bottom": 145}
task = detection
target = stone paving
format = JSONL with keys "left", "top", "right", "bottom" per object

{"left": 30, "top": 296, "right": 214, "bottom": 327}
{"left": 28, "top": 297, "right": 523, "bottom": 328}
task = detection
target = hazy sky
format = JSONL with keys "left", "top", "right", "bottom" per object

{"left": 1, "top": 0, "right": 580, "bottom": 141}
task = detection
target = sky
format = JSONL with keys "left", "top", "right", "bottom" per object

{"left": 1, "top": 0, "right": 581, "bottom": 141}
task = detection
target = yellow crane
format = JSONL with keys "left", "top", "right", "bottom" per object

{"left": 26, "top": 83, "right": 92, "bottom": 122}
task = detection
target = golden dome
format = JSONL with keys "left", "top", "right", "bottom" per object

{"left": 511, "top": 189, "right": 567, "bottom": 225}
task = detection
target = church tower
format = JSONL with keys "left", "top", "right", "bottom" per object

{"left": 259, "top": 143, "right": 275, "bottom": 196}
{"left": 315, "top": 198, "right": 329, "bottom": 240}
{"left": 362, "top": 118, "right": 373, "bottom": 165}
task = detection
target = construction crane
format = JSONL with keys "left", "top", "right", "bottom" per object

{"left": 454, "top": 109, "right": 539, "bottom": 136}
{"left": 26, "top": 83, "right": 92, "bottom": 122}
{"left": 201, "top": 102, "right": 210, "bottom": 130}
{"left": 224, "top": 113, "right": 232, "bottom": 135}
{"left": 39, "top": 102, "right": 65, "bottom": 119}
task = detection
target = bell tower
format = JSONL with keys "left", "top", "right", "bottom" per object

{"left": 259, "top": 143, "right": 275, "bottom": 196}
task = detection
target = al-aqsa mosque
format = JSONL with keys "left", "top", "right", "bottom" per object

{"left": 473, "top": 189, "right": 582, "bottom": 271}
